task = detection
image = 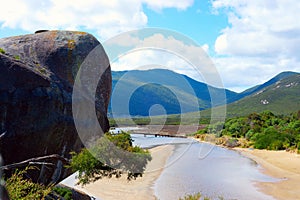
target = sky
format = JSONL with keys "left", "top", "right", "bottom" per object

{"left": 0, "top": 0, "right": 300, "bottom": 92}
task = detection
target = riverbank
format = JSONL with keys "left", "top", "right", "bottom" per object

{"left": 237, "top": 148, "right": 300, "bottom": 200}
{"left": 192, "top": 136, "right": 300, "bottom": 200}
{"left": 74, "top": 145, "right": 174, "bottom": 200}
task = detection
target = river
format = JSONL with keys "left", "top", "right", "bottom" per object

{"left": 131, "top": 134, "right": 278, "bottom": 200}
{"left": 61, "top": 131, "right": 279, "bottom": 200}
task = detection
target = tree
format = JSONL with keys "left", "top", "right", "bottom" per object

{"left": 69, "top": 132, "right": 152, "bottom": 185}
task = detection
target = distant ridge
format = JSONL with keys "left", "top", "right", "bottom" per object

{"left": 109, "top": 69, "right": 237, "bottom": 117}
{"left": 237, "top": 71, "right": 298, "bottom": 99}
{"left": 110, "top": 69, "right": 300, "bottom": 117}
{"left": 199, "top": 72, "right": 300, "bottom": 117}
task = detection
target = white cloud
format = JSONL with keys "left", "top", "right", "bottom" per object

{"left": 109, "top": 30, "right": 297, "bottom": 92}
{"left": 213, "top": 0, "right": 300, "bottom": 57}
{"left": 213, "top": 55, "right": 299, "bottom": 92}
{"left": 0, "top": 0, "right": 193, "bottom": 40}
{"left": 210, "top": 0, "right": 300, "bottom": 91}
{"left": 108, "top": 32, "right": 222, "bottom": 87}
{"left": 201, "top": 44, "right": 209, "bottom": 53}
{"left": 2, "top": 0, "right": 299, "bottom": 92}
{"left": 143, "top": 0, "right": 194, "bottom": 11}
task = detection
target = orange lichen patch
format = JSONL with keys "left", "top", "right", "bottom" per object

{"left": 68, "top": 39, "right": 76, "bottom": 50}
{"left": 73, "top": 31, "right": 87, "bottom": 35}
{"left": 45, "top": 31, "right": 58, "bottom": 41}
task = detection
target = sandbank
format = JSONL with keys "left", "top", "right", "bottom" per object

{"left": 237, "top": 148, "right": 300, "bottom": 200}
{"left": 75, "top": 145, "right": 174, "bottom": 200}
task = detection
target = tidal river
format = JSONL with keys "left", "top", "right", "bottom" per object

{"left": 131, "top": 134, "right": 278, "bottom": 200}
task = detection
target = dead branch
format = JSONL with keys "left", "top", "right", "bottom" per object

{"left": 0, "top": 154, "right": 70, "bottom": 170}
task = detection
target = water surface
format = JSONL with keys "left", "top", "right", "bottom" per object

{"left": 132, "top": 134, "right": 278, "bottom": 200}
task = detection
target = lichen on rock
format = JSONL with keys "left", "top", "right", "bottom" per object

{"left": 0, "top": 31, "right": 111, "bottom": 184}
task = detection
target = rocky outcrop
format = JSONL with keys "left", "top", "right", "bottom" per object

{"left": 0, "top": 31, "right": 111, "bottom": 184}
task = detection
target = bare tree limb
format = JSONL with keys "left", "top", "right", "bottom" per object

{"left": 28, "top": 162, "right": 55, "bottom": 166}
{"left": 0, "top": 131, "right": 7, "bottom": 139}
{"left": 0, "top": 154, "right": 70, "bottom": 170}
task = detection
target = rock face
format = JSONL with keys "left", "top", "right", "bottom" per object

{"left": 0, "top": 31, "right": 111, "bottom": 184}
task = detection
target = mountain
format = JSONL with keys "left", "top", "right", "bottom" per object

{"left": 111, "top": 69, "right": 300, "bottom": 119}
{"left": 109, "top": 69, "right": 238, "bottom": 117}
{"left": 233, "top": 71, "right": 299, "bottom": 101}
{"left": 200, "top": 72, "right": 300, "bottom": 117}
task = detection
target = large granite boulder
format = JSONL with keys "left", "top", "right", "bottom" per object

{"left": 0, "top": 31, "right": 111, "bottom": 184}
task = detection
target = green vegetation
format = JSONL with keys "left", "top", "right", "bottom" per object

{"left": 13, "top": 55, "right": 20, "bottom": 60}
{"left": 5, "top": 168, "right": 73, "bottom": 200}
{"left": 109, "top": 114, "right": 210, "bottom": 126}
{"left": 110, "top": 69, "right": 235, "bottom": 117}
{"left": 109, "top": 116, "right": 183, "bottom": 126}
{"left": 0, "top": 48, "right": 5, "bottom": 54}
{"left": 38, "top": 68, "right": 47, "bottom": 75}
{"left": 178, "top": 192, "right": 224, "bottom": 200}
{"left": 4, "top": 132, "right": 150, "bottom": 198}
{"left": 195, "top": 111, "right": 300, "bottom": 152}
{"left": 5, "top": 167, "right": 52, "bottom": 200}
{"left": 179, "top": 192, "right": 202, "bottom": 200}
{"left": 69, "top": 131, "right": 152, "bottom": 185}
{"left": 110, "top": 71, "right": 299, "bottom": 122}
{"left": 201, "top": 74, "right": 300, "bottom": 118}
{"left": 52, "top": 186, "right": 72, "bottom": 200}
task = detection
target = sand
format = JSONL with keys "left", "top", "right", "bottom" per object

{"left": 236, "top": 148, "right": 300, "bottom": 200}
{"left": 193, "top": 137, "right": 300, "bottom": 200}
{"left": 72, "top": 133, "right": 300, "bottom": 200}
{"left": 75, "top": 145, "right": 174, "bottom": 200}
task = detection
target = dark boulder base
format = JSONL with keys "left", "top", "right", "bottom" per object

{"left": 0, "top": 31, "right": 111, "bottom": 184}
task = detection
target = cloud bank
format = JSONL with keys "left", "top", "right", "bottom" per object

{"left": 212, "top": 0, "right": 300, "bottom": 91}
{"left": 1, "top": 0, "right": 299, "bottom": 92}
{"left": 0, "top": 0, "right": 193, "bottom": 40}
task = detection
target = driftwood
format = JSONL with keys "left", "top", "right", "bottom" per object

{"left": 0, "top": 154, "right": 70, "bottom": 170}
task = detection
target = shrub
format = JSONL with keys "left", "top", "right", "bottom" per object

{"left": 69, "top": 132, "right": 152, "bottom": 185}
{"left": 178, "top": 193, "right": 224, "bottom": 200}
{"left": 53, "top": 186, "right": 72, "bottom": 200}
{"left": 179, "top": 192, "right": 202, "bottom": 200}
{"left": 5, "top": 167, "right": 52, "bottom": 200}
{"left": 253, "top": 127, "right": 291, "bottom": 150}
{"left": 0, "top": 48, "right": 5, "bottom": 54}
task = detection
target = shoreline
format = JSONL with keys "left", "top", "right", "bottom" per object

{"left": 236, "top": 148, "right": 300, "bottom": 200}
{"left": 64, "top": 127, "right": 300, "bottom": 200}
{"left": 192, "top": 137, "right": 300, "bottom": 200}
{"left": 74, "top": 145, "right": 174, "bottom": 200}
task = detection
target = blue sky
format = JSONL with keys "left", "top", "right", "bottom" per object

{"left": 0, "top": 0, "right": 299, "bottom": 92}
{"left": 143, "top": 1, "right": 228, "bottom": 51}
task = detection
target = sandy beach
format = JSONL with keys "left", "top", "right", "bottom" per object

{"left": 192, "top": 136, "right": 300, "bottom": 200}
{"left": 237, "top": 148, "right": 300, "bottom": 200}
{"left": 75, "top": 145, "right": 174, "bottom": 200}
{"left": 71, "top": 131, "right": 300, "bottom": 200}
